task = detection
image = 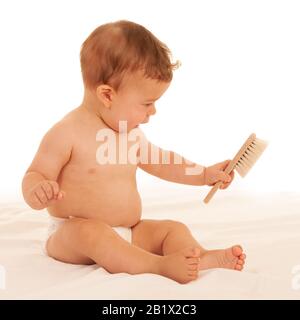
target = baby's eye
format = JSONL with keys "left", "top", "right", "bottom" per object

{"left": 144, "top": 103, "right": 153, "bottom": 107}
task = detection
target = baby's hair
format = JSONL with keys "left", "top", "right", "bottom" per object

{"left": 80, "top": 20, "right": 180, "bottom": 91}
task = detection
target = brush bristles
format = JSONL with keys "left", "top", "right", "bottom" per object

{"left": 234, "top": 137, "right": 268, "bottom": 177}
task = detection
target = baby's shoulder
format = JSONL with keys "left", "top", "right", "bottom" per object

{"left": 44, "top": 113, "right": 75, "bottom": 142}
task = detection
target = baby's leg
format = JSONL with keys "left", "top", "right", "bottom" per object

{"left": 161, "top": 220, "right": 246, "bottom": 271}
{"left": 46, "top": 217, "right": 200, "bottom": 283}
{"left": 46, "top": 217, "right": 160, "bottom": 272}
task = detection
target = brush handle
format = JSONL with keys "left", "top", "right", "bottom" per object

{"left": 203, "top": 133, "right": 256, "bottom": 204}
{"left": 203, "top": 181, "right": 223, "bottom": 203}
{"left": 203, "top": 159, "right": 236, "bottom": 204}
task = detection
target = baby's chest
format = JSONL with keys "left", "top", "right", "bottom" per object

{"left": 69, "top": 134, "right": 140, "bottom": 175}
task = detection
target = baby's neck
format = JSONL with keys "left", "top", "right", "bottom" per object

{"left": 77, "top": 104, "right": 106, "bottom": 128}
{"left": 79, "top": 90, "right": 105, "bottom": 122}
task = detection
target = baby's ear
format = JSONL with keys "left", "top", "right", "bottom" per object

{"left": 96, "top": 85, "right": 115, "bottom": 108}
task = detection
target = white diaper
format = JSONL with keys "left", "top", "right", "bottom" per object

{"left": 43, "top": 215, "right": 132, "bottom": 255}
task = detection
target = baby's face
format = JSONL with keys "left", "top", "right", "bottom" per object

{"left": 104, "top": 71, "right": 170, "bottom": 132}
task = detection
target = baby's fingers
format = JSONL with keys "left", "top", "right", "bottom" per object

{"left": 47, "top": 181, "right": 59, "bottom": 199}
{"left": 217, "top": 171, "right": 232, "bottom": 184}
{"left": 220, "top": 171, "right": 234, "bottom": 189}
{"left": 41, "top": 182, "right": 54, "bottom": 200}
{"left": 220, "top": 181, "right": 230, "bottom": 189}
{"left": 56, "top": 190, "right": 65, "bottom": 200}
{"left": 34, "top": 187, "right": 49, "bottom": 205}
{"left": 45, "top": 190, "right": 66, "bottom": 208}
{"left": 46, "top": 181, "right": 66, "bottom": 201}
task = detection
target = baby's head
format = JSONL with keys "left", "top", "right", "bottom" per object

{"left": 80, "top": 20, "right": 180, "bottom": 131}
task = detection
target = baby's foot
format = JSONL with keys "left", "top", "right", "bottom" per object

{"left": 198, "top": 245, "right": 246, "bottom": 271}
{"left": 158, "top": 247, "right": 201, "bottom": 284}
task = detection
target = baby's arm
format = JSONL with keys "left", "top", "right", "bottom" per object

{"left": 22, "top": 121, "right": 72, "bottom": 210}
{"left": 137, "top": 130, "right": 206, "bottom": 186}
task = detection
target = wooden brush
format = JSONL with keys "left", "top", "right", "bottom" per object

{"left": 203, "top": 133, "right": 268, "bottom": 204}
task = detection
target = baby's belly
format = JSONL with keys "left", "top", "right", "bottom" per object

{"left": 47, "top": 180, "right": 142, "bottom": 227}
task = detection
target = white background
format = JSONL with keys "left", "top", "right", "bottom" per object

{"left": 0, "top": 0, "right": 299, "bottom": 201}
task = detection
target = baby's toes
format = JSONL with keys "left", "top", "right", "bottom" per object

{"left": 182, "top": 247, "right": 201, "bottom": 259}
{"left": 188, "top": 263, "right": 199, "bottom": 272}
{"left": 187, "top": 257, "right": 200, "bottom": 265}
{"left": 192, "top": 247, "right": 201, "bottom": 258}
{"left": 188, "top": 270, "right": 198, "bottom": 280}
{"left": 235, "top": 264, "right": 243, "bottom": 271}
{"left": 239, "top": 253, "right": 246, "bottom": 260}
{"left": 232, "top": 245, "right": 243, "bottom": 257}
{"left": 237, "top": 259, "right": 244, "bottom": 265}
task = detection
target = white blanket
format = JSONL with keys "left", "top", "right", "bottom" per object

{"left": 0, "top": 187, "right": 299, "bottom": 299}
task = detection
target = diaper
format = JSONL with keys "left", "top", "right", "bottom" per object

{"left": 43, "top": 215, "right": 132, "bottom": 255}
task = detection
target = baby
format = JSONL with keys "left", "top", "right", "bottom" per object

{"left": 22, "top": 20, "right": 246, "bottom": 284}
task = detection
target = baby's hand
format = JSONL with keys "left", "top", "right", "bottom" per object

{"left": 27, "top": 180, "right": 66, "bottom": 210}
{"left": 204, "top": 160, "right": 234, "bottom": 189}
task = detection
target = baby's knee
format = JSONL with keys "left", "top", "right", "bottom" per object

{"left": 164, "top": 219, "right": 190, "bottom": 233}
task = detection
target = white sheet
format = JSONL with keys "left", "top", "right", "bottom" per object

{"left": 0, "top": 187, "right": 300, "bottom": 299}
